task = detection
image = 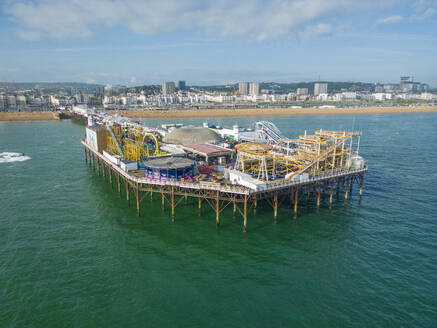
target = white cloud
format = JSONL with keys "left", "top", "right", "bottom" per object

{"left": 5, "top": 0, "right": 400, "bottom": 41}
{"left": 412, "top": 7, "right": 436, "bottom": 19}
{"left": 299, "top": 23, "right": 334, "bottom": 38}
{"left": 377, "top": 15, "right": 404, "bottom": 24}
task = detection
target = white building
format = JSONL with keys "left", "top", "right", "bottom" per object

{"left": 162, "top": 82, "right": 175, "bottom": 95}
{"left": 314, "top": 83, "right": 328, "bottom": 95}
{"left": 239, "top": 82, "right": 249, "bottom": 95}
{"left": 296, "top": 88, "right": 308, "bottom": 95}
{"left": 249, "top": 82, "right": 260, "bottom": 96}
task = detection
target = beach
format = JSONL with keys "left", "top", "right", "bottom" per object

{"left": 0, "top": 111, "right": 59, "bottom": 121}
{"left": 1, "top": 106, "right": 436, "bottom": 121}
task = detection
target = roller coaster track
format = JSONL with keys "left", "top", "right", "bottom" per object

{"left": 107, "top": 126, "right": 125, "bottom": 160}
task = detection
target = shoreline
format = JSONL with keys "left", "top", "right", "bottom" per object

{"left": 1, "top": 106, "right": 436, "bottom": 121}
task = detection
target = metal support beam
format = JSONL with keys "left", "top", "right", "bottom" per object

{"left": 243, "top": 196, "right": 247, "bottom": 232}
{"left": 274, "top": 193, "right": 278, "bottom": 224}
{"left": 126, "top": 180, "right": 130, "bottom": 207}
{"left": 294, "top": 189, "right": 298, "bottom": 218}
{"left": 136, "top": 183, "right": 140, "bottom": 217}
{"left": 317, "top": 186, "right": 321, "bottom": 210}
{"left": 344, "top": 177, "right": 350, "bottom": 202}
{"left": 117, "top": 174, "right": 121, "bottom": 197}
{"left": 254, "top": 198, "right": 257, "bottom": 215}
{"left": 171, "top": 186, "right": 175, "bottom": 223}
{"left": 329, "top": 181, "right": 334, "bottom": 209}
{"left": 216, "top": 191, "right": 220, "bottom": 229}
{"left": 162, "top": 192, "right": 165, "bottom": 211}
{"left": 233, "top": 198, "right": 236, "bottom": 220}
{"left": 198, "top": 197, "right": 202, "bottom": 216}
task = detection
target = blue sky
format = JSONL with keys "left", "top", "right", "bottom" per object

{"left": 0, "top": 0, "right": 436, "bottom": 86}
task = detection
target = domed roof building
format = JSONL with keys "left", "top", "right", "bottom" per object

{"left": 163, "top": 127, "right": 222, "bottom": 145}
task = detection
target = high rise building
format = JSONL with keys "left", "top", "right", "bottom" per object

{"left": 178, "top": 81, "right": 186, "bottom": 90}
{"left": 249, "top": 82, "right": 259, "bottom": 96}
{"left": 0, "top": 95, "right": 5, "bottom": 111}
{"left": 162, "top": 82, "right": 175, "bottom": 95}
{"left": 297, "top": 88, "right": 308, "bottom": 95}
{"left": 239, "top": 82, "right": 249, "bottom": 95}
{"left": 314, "top": 83, "right": 328, "bottom": 95}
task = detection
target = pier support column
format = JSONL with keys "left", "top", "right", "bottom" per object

{"left": 254, "top": 198, "right": 257, "bottom": 215}
{"left": 136, "top": 183, "right": 140, "bottom": 217}
{"left": 294, "top": 189, "right": 298, "bottom": 219}
{"left": 185, "top": 191, "right": 188, "bottom": 206}
{"left": 162, "top": 193, "right": 165, "bottom": 212}
{"left": 150, "top": 189, "right": 153, "bottom": 203}
{"left": 171, "top": 187, "right": 175, "bottom": 223}
{"left": 97, "top": 158, "right": 100, "bottom": 176}
{"left": 359, "top": 175, "right": 364, "bottom": 202}
{"left": 117, "top": 174, "right": 121, "bottom": 197}
{"left": 329, "top": 181, "right": 334, "bottom": 209}
{"left": 243, "top": 197, "right": 247, "bottom": 232}
{"left": 126, "top": 181, "right": 130, "bottom": 207}
{"left": 274, "top": 193, "right": 278, "bottom": 224}
{"left": 233, "top": 198, "right": 237, "bottom": 220}
{"left": 102, "top": 162, "right": 106, "bottom": 181}
{"left": 109, "top": 168, "right": 112, "bottom": 189}
{"left": 198, "top": 197, "right": 202, "bottom": 216}
{"left": 84, "top": 148, "right": 87, "bottom": 164}
{"left": 317, "top": 186, "right": 321, "bottom": 211}
{"left": 92, "top": 153, "right": 95, "bottom": 170}
{"left": 344, "top": 177, "right": 350, "bottom": 203}
{"left": 216, "top": 191, "right": 220, "bottom": 229}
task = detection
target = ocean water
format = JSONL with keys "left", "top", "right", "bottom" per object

{"left": 1, "top": 113, "right": 436, "bottom": 327}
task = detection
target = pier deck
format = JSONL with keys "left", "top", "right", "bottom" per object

{"left": 82, "top": 140, "right": 368, "bottom": 231}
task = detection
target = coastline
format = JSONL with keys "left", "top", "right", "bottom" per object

{"left": 1, "top": 106, "right": 436, "bottom": 122}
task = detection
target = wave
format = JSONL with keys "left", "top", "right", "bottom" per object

{"left": 0, "top": 152, "right": 31, "bottom": 163}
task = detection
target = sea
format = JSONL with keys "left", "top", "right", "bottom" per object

{"left": 1, "top": 113, "right": 436, "bottom": 327}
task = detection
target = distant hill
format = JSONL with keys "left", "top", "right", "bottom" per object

{"left": 0, "top": 82, "right": 103, "bottom": 90}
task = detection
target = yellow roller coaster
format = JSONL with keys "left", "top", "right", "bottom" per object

{"left": 106, "top": 125, "right": 167, "bottom": 161}
{"left": 235, "top": 129, "right": 361, "bottom": 182}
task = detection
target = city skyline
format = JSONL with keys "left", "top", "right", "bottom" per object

{"left": 0, "top": 0, "right": 436, "bottom": 86}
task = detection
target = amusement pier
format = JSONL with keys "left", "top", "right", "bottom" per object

{"left": 80, "top": 110, "right": 368, "bottom": 231}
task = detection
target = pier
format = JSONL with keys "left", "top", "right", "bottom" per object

{"left": 82, "top": 138, "right": 367, "bottom": 232}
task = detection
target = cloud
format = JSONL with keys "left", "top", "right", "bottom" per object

{"left": 5, "top": 0, "right": 399, "bottom": 41}
{"left": 299, "top": 23, "right": 334, "bottom": 38}
{"left": 412, "top": 7, "right": 436, "bottom": 19}
{"left": 377, "top": 15, "right": 404, "bottom": 24}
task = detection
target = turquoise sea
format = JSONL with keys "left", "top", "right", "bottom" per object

{"left": 1, "top": 113, "right": 436, "bottom": 327}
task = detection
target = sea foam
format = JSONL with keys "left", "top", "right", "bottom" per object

{"left": 0, "top": 152, "right": 31, "bottom": 163}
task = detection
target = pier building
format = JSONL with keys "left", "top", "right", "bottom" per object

{"left": 82, "top": 112, "right": 367, "bottom": 231}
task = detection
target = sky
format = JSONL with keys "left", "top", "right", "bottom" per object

{"left": 0, "top": 0, "right": 436, "bottom": 86}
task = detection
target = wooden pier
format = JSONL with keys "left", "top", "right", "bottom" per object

{"left": 82, "top": 140, "right": 367, "bottom": 232}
